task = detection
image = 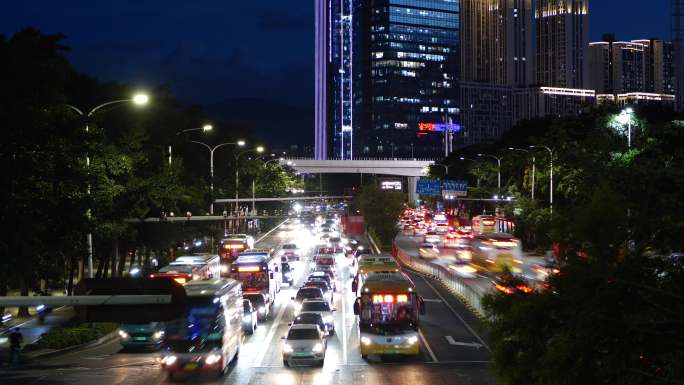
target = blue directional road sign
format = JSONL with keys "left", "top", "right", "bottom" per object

{"left": 416, "top": 179, "right": 442, "bottom": 196}
{"left": 442, "top": 180, "right": 468, "bottom": 197}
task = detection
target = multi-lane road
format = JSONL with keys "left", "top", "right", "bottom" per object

{"left": 3, "top": 223, "right": 496, "bottom": 385}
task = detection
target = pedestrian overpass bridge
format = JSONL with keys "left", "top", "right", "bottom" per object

{"left": 283, "top": 158, "right": 435, "bottom": 202}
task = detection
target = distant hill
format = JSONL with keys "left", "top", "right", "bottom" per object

{"left": 203, "top": 97, "right": 314, "bottom": 147}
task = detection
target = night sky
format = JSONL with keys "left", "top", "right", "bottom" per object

{"left": 0, "top": 1, "right": 671, "bottom": 142}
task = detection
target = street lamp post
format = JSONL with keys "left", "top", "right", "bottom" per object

{"left": 530, "top": 145, "right": 554, "bottom": 215}
{"left": 170, "top": 124, "right": 213, "bottom": 165}
{"left": 250, "top": 157, "right": 283, "bottom": 214}
{"left": 508, "top": 147, "right": 536, "bottom": 200}
{"left": 235, "top": 146, "right": 265, "bottom": 220}
{"left": 191, "top": 140, "right": 245, "bottom": 215}
{"left": 616, "top": 107, "right": 634, "bottom": 148}
{"left": 66, "top": 93, "right": 150, "bottom": 279}
{"left": 477, "top": 153, "right": 503, "bottom": 193}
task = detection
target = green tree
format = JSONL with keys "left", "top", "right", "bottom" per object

{"left": 354, "top": 185, "right": 406, "bottom": 247}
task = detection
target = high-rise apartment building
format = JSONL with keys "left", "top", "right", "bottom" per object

{"left": 535, "top": 0, "right": 589, "bottom": 88}
{"left": 588, "top": 35, "right": 676, "bottom": 96}
{"left": 458, "top": 0, "right": 533, "bottom": 146}
{"left": 461, "top": 0, "right": 533, "bottom": 86}
{"left": 315, "top": 0, "right": 328, "bottom": 160}
{"left": 353, "top": 0, "right": 460, "bottom": 158}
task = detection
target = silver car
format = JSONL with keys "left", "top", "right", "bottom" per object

{"left": 299, "top": 299, "right": 336, "bottom": 334}
{"left": 282, "top": 324, "right": 327, "bottom": 367}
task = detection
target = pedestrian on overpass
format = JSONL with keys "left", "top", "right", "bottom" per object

{"left": 9, "top": 327, "right": 23, "bottom": 366}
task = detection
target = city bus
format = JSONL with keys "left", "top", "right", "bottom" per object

{"left": 472, "top": 215, "right": 497, "bottom": 234}
{"left": 160, "top": 279, "right": 244, "bottom": 378}
{"left": 351, "top": 254, "right": 400, "bottom": 295}
{"left": 471, "top": 233, "right": 523, "bottom": 273}
{"left": 353, "top": 272, "right": 426, "bottom": 358}
{"left": 229, "top": 249, "right": 281, "bottom": 307}
{"left": 472, "top": 215, "right": 515, "bottom": 235}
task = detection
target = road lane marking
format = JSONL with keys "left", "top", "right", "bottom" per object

{"left": 420, "top": 276, "right": 490, "bottom": 351}
{"left": 418, "top": 329, "right": 438, "bottom": 363}
{"left": 341, "top": 270, "right": 348, "bottom": 365}
{"left": 255, "top": 219, "right": 288, "bottom": 244}
{"left": 253, "top": 294, "right": 288, "bottom": 367}
{"left": 422, "top": 298, "right": 442, "bottom": 303}
{"left": 445, "top": 336, "right": 484, "bottom": 349}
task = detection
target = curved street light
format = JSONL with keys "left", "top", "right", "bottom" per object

{"left": 508, "top": 147, "right": 536, "bottom": 200}
{"left": 477, "top": 153, "right": 503, "bottom": 193}
{"left": 190, "top": 140, "right": 246, "bottom": 215}
{"left": 169, "top": 124, "right": 214, "bottom": 165}
{"left": 530, "top": 145, "right": 554, "bottom": 215}
{"left": 65, "top": 93, "right": 150, "bottom": 279}
{"left": 234, "top": 146, "right": 265, "bottom": 216}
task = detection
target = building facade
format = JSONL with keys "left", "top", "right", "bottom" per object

{"left": 513, "top": 86, "right": 595, "bottom": 124}
{"left": 315, "top": 0, "right": 329, "bottom": 160}
{"left": 535, "top": 0, "right": 589, "bottom": 88}
{"left": 458, "top": 0, "right": 532, "bottom": 147}
{"left": 353, "top": 0, "right": 460, "bottom": 158}
{"left": 588, "top": 36, "right": 676, "bottom": 99}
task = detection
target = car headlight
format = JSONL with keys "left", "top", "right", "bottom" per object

{"left": 153, "top": 331, "right": 165, "bottom": 340}
{"left": 323, "top": 315, "right": 334, "bottom": 324}
{"left": 312, "top": 343, "right": 324, "bottom": 353}
{"left": 0, "top": 337, "right": 8, "bottom": 345}
{"left": 118, "top": 330, "right": 129, "bottom": 339}
{"left": 244, "top": 314, "right": 252, "bottom": 322}
{"left": 205, "top": 354, "right": 222, "bottom": 365}
{"left": 220, "top": 265, "right": 229, "bottom": 273}
{"left": 407, "top": 336, "right": 419, "bottom": 345}
{"left": 258, "top": 306, "right": 266, "bottom": 314}
{"left": 361, "top": 336, "right": 372, "bottom": 346}
{"left": 162, "top": 355, "right": 177, "bottom": 366}
{"left": 283, "top": 343, "right": 294, "bottom": 353}
{"left": 284, "top": 272, "right": 292, "bottom": 278}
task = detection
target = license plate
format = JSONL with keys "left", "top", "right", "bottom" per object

{"left": 294, "top": 352, "right": 312, "bottom": 357}
{"left": 134, "top": 337, "right": 148, "bottom": 341}
{"left": 184, "top": 363, "right": 198, "bottom": 371}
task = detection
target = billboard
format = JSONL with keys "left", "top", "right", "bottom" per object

{"left": 417, "top": 122, "right": 462, "bottom": 133}
{"left": 380, "top": 180, "right": 403, "bottom": 191}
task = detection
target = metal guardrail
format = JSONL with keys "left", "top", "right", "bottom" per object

{"left": 0, "top": 295, "right": 172, "bottom": 307}
{"left": 392, "top": 243, "right": 486, "bottom": 318}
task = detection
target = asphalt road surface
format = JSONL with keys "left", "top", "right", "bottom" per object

{"left": 2, "top": 223, "right": 496, "bottom": 385}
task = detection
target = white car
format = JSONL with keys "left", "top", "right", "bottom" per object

{"left": 299, "top": 299, "right": 336, "bottom": 334}
{"left": 418, "top": 243, "right": 440, "bottom": 259}
{"left": 282, "top": 324, "right": 327, "bottom": 367}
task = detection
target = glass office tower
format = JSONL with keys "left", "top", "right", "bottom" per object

{"left": 354, "top": 0, "right": 460, "bottom": 158}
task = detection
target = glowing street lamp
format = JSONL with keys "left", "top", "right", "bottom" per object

{"left": 66, "top": 93, "right": 150, "bottom": 279}
{"left": 615, "top": 107, "right": 635, "bottom": 148}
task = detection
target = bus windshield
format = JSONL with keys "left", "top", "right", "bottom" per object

{"left": 164, "top": 297, "right": 223, "bottom": 345}
{"left": 359, "top": 293, "right": 416, "bottom": 334}
{"left": 238, "top": 271, "right": 268, "bottom": 290}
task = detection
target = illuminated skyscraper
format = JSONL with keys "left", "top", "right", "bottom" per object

{"left": 314, "top": 0, "right": 328, "bottom": 159}
{"left": 353, "top": 0, "right": 460, "bottom": 158}
{"left": 535, "top": 0, "right": 589, "bottom": 88}
{"left": 459, "top": 0, "right": 533, "bottom": 146}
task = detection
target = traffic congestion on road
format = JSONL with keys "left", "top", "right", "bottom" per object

{"left": 397, "top": 208, "right": 556, "bottom": 297}
{"left": 2, "top": 210, "right": 495, "bottom": 385}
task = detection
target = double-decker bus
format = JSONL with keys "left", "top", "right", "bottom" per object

{"left": 229, "top": 249, "right": 281, "bottom": 306}
{"left": 351, "top": 254, "right": 400, "bottom": 295}
{"left": 352, "top": 272, "right": 426, "bottom": 358}
{"left": 219, "top": 236, "right": 252, "bottom": 264}
{"left": 160, "top": 279, "right": 244, "bottom": 378}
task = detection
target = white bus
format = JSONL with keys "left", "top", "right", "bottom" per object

{"left": 160, "top": 279, "right": 244, "bottom": 378}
